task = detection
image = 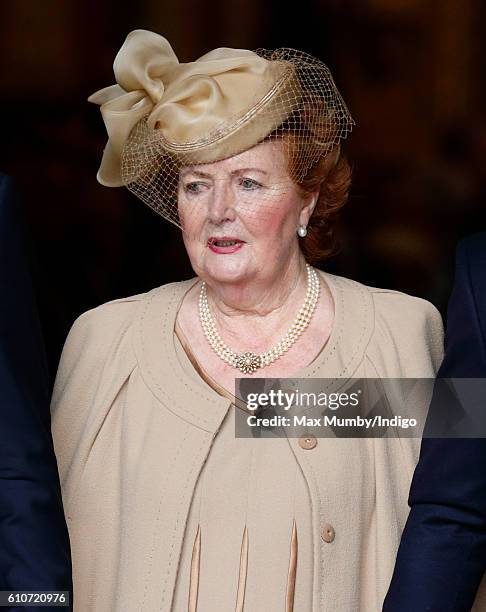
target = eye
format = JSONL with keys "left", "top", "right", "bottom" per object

{"left": 239, "top": 177, "right": 261, "bottom": 190}
{"left": 184, "top": 182, "right": 207, "bottom": 194}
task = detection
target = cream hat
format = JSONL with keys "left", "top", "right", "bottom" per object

{"left": 88, "top": 29, "right": 355, "bottom": 228}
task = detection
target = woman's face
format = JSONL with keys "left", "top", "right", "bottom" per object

{"left": 177, "top": 140, "right": 316, "bottom": 285}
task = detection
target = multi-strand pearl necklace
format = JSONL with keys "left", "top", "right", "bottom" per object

{"left": 198, "top": 263, "right": 320, "bottom": 374}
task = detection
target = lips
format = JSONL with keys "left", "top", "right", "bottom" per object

{"left": 208, "top": 236, "right": 245, "bottom": 247}
{"left": 207, "top": 236, "right": 245, "bottom": 254}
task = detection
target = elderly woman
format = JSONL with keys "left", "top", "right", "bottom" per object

{"left": 50, "top": 30, "right": 444, "bottom": 611}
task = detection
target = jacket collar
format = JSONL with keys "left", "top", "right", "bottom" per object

{"left": 133, "top": 269, "right": 374, "bottom": 432}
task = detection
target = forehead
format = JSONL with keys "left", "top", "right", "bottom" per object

{"left": 179, "top": 139, "right": 287, "bottom": 177}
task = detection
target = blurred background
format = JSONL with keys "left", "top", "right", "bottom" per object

{"left": 1, "top": 0, "right": 485, "bottom": 383}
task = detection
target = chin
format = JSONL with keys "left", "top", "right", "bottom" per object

{"left": 202, "top": 255, "right": 252, "bottom": 284}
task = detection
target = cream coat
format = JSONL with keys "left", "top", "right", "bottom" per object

{"left": 51, "top": 270, "right": 445, "bottom": 611}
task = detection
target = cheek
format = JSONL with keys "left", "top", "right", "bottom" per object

{"left": 180, "top": 222, "right": 206, "bottom": 266}
{"left": 244, "top": 192, "right": 299, "bottom": 239}
{"left": 178, "top": 197, "right": 205, "bottom": 239}
{"left": 177, "top": 193, "right": 192, "bottom": 229}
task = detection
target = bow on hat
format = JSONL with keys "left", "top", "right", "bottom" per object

{"left": 88, "top": 29, "right": 287, "bottom": 187}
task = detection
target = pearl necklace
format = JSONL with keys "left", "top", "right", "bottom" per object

{"left": 198, "top": 264, "right": 320, "bottom": 374}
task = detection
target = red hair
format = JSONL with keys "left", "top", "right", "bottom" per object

{"left": 264, "top": 110, "right": 352, "bottom": 266}
{"left": 292, "top": 144, "right": 352, "bottom": 265}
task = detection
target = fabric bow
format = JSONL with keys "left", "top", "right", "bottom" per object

{"left": 88, "top": 29, "right": 273, "bottom": 186}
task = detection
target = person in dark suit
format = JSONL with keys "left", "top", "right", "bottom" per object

{"left": 383, "top": 232, "right": 486, "bottom": 611}
{"left": 0, "top": 174, "right": 73, "bottom": 610}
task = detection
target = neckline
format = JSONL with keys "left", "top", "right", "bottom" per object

{"left": 133, "top": 268, "right": 374, "bottom": 433}
{"left": 172, "top": 269, "right": 336, "bottom": 405}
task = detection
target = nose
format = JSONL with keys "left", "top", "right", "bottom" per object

{"left": 207, "top": 179, "right": 236, "bottom": 224}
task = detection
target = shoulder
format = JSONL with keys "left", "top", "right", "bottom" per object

{"left": 456, "top": 232, "right": 486, "bottom": 296}
{"left": 367, "top": 282, "right": 444, "bottom": 374}
{"left": 458, "top": 231, "right": 486, "bottom": 260}
{"left": 367, "top": 284, "right": 443, "bottom": 333}
{"left": 69, "top": 277, "right": 196, "bottom": 334}
{"left": 64, "top": 292, "right": 145, "bottom": 357}
{"left": 370, "top": 284, "right": 444, "bottom": 364}
{"left": 321, "top": 270, "right": 445, "bottom": 374}
{"left": 324, "top": 270, "right": 443, "bottom": 332}
{"left": 60, "top": 277, "right": 197, "bottom": 364}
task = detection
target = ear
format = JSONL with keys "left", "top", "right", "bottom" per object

{"left": 299, "top": 190, "right": 320, "bottom": 227}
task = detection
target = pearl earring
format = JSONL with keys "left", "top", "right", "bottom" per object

{"left": 297, "top": 224, "right": 307, "bottom": 237}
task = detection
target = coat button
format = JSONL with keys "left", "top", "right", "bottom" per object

{"left": 298, "top": 434, "right": 317, "bottom": 450}
{"left": 321, "top": 523, "right": 335, "bottom": 543}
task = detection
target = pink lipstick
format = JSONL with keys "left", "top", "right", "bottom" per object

{"left": 207, "top": 236, "right": 245, "bottom": 254}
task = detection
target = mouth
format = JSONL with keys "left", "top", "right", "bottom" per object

{"left": 207, "top": 236, "right": 246, "bottom": 254}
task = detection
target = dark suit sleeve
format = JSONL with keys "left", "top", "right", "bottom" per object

{"left": 0, "top": 175, "right": 73, "bottom": 610}
{"left": 383, "top": 233, "right": 486, "bottom": 612}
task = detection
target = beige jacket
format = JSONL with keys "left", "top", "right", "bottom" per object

{"left": 51, "top": 270, "right": 445, "bottom": 611}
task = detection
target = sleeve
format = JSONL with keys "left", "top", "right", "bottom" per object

{"left": 50, "top": 300, "right": 137, "bottom": 515}
{"left": 368, "top": 289, "right": 445, "bottom": 378}
{"left": 383, "top": 237, "right": 486, "bottom": 612}
{"left": 0, "top": 174, "right": 73, "bottom": 610}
